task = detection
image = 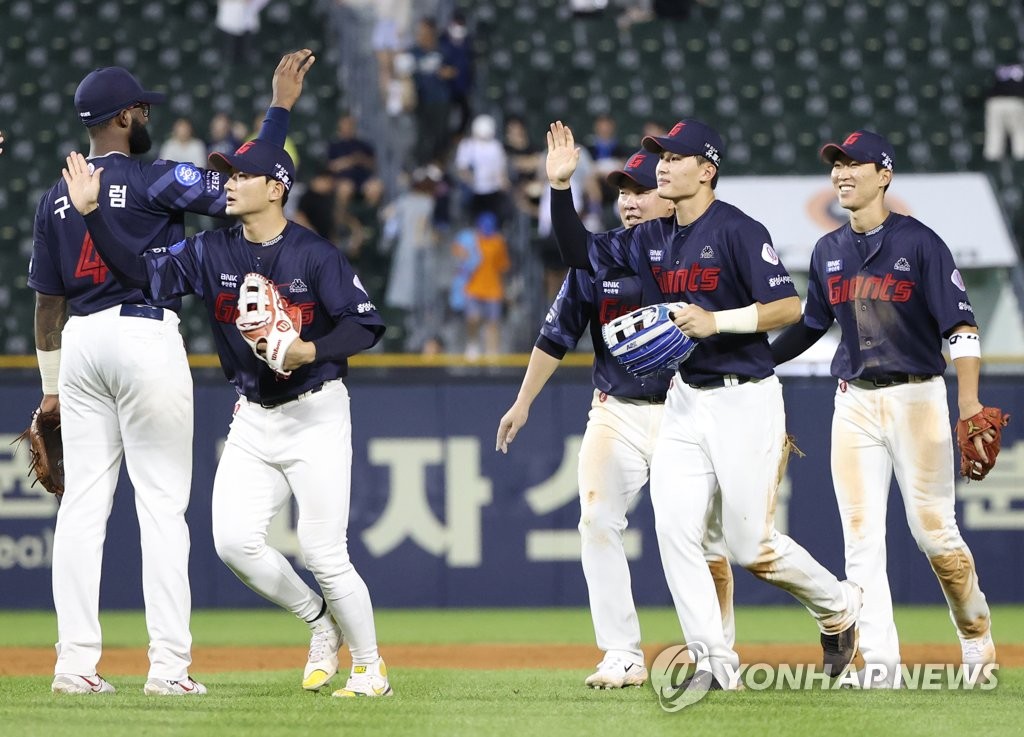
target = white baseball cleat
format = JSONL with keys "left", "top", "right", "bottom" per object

{"left": 51, "top": 673, "right": 116, "bottom": 694}
{"left": 332, "top": 657, "right": 393, "bottom": 698}
{"left": 302, "top": 614, "right": 343, "bottom": 691}
{"left": 143, "top": 676, "right": 207, "bottom": 695}
{"left": 585, "top": 655, "right": 649, "bottom": 689}
{"left": 960, "top": 632, "right": 996, "bottom": 665}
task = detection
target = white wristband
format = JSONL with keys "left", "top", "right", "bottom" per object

{"left": 713, "top": 304, "right": 759, "bottom": 334}
{"left": 948, "top": 332, "right": 981, "bottom": 360}
{"left": 37, "top": 348, "right": 61, "bottom": 395}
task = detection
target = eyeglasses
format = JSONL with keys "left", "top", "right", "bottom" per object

{"left": 127, "top": 102, "right": 150, "bottom": 118}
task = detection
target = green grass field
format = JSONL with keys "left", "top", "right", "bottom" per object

{"left": 2, "top": 606, "right": 1022, "bottom": 737}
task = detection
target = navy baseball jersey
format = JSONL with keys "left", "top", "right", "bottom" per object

{"left": 138, "top": 221, "right": 384, "bottom": 404}
{"left": 585, "top": 201, "right": 798, "bottom": 385}
{"left": 803, "top": 213, "right": 977, "bottom": 380}
{"left": 29, "top": 155, "right": 227, "bottom": 314}
{"left": 539, "top": 267, "right": 671, "bottom": 399}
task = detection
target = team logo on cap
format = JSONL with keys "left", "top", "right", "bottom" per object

{"left": 668, "top": 122, "right": 686, "bottom": 136}
{"left": 235, "top": 141, "right": 255, "bottom": 155}
{"left": 174, "top": 163, "right": 202, "bottom": 187}
{"left": 625, "top": 152, "right": 647, "bottom": 170}
{"left": 843, "top": 132, "right": 863, "bottom": 146}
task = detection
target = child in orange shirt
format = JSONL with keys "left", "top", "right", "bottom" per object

{"left": 453, "top": 211, "right": 510, "bottom": 358}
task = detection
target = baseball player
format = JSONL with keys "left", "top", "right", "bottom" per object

{"left": 496, "top": 150, "right": 735, "bottom": 689}
{"left": 771, "top": 130, "right": 996, "bottom": 687}
{"left": 29, "top": 51, "right": 313, "bottom": 696}
{"left": 546, "top": 120, "right": 863, "bottom": 689}
{"left": 61, "top": 139, "right": 393, "bottom": 699}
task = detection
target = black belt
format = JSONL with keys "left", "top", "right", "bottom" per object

{"left": 120, "top": 304, "right": 164, "bottom": 320}
{"left": 256, "top": 383, "right": 326, "bottom": 408}
{"left": 688, "top": 374, "right": 756, "bottom": 390}
{"left": 628, "top": 394, "right": 667, "bottom": 404}
{"left": 850, "top": 373, "right": 935, "bottom": 389}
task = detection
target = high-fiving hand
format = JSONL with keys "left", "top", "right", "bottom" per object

{"left": 61, "top": 152, "right": 103, "bottom": 216}
{"left": 545, "top": 121, "right": 580, "bottom": 190}
{"left": 271, "top": 48, "right": 317, "bottom": 110}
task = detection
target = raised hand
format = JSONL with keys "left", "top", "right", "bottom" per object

{"left": 61, "top": 152, "right": 102, "bottom": 215}
{"left": 271, "top": 48, "right": 317, "bottom": 110}
{"left": 546, "top": 121, "right": 580, "bottom": 189}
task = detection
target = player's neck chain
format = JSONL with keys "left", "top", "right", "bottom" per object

{"left": 251, "top": 232, "right": 284, "bottom": 248}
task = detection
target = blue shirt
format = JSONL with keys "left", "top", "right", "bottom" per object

{"left": 585, "top": 201, "right": 799, "bottom": 385}
{"left": 137, "top": 221, "right": 385, "bottom": 405}
{"left": 538, "top": 267, "right": 671, "bottom": 400}
{"left": 803, "top": 212, "right": 977, "bottom": 380}
{"left": 29, "top": 155, "right": 226, "bottom": 315}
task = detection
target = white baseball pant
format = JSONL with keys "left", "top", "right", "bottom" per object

{"left": 650, "top": 375, "right": 858, "bottom": 686}
{"left": 53, "top": 305, "right": 195, "bottom": 680}
{"left": 211, "top": 379, "right": 381, "bottom": 664}
{"left": 832, "top": 378, "right": 991, "bottom": 677}
{"left": 578, "top": 390, "right": 735, "bottom": 667}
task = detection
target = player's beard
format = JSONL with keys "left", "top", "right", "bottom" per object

{"left": 128, "top": 119, "right": 153, "bottom": 155}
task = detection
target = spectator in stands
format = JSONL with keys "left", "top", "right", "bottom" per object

{"left": 383, "top": 167, "right": 442, "bottom": 348}
{"left": 382, "top": 52, "right": 418, "bottom": 180}
{"left": 983, "top": 61, "right": 1024, "bottom": 161}
{"left": 159, "top": 117, "right": 207, "bottom": 168}
{"left": 216, "top": 0, "right": 271, "bottom": 65}
{"left": 586, "top": 114, "right": 629, "bottom": 228}
{"left": 410, "top": 18, "right": 457, "bottom": 165}
{"left": 294, "top": 166, "right": 341, "bottom": 244}
{"left": 454, "top": 211, "right": 510, "bottom": 360}
{"left": 439, "top": 11, "right": 475, "bottom": 137}
{"left": 327, "top": 113, "right": 384, "bottom": 215}
{"left": 454, "top": 114, "right": 509, "bottom": 223}
{"left": 372, "top": 0, "right": 413, "bottom": 97}
{"left": 207, "top": 112, "right": 242, "bottom": 158}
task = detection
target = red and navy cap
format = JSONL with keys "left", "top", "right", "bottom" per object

{"left": 642, "top": 119, "right": 725, "bottom": 168}
{"left": 820, "top": 129, "right": 895, "bottom": 171}
{"left": 74, "top": 67, "right": 166, "bottom": 127}
{"left": 605, "top": 149, "right": 659, "bottom": 190}
{"left": 208, "top": 140, "right": 295, "bottom": 192}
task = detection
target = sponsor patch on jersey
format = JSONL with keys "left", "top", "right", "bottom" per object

{"left": 220, "top": 272, "right": 239, "bottom": 288}
{"left": 894, "top": 257, "right": 911, "bottom": 272}
{"left": 353, "top": 274, "right": 368, "bottom": 295}
{"left": 169, "top": 240, "right": 187, "bottom": 255}
{"left": 173, "top": 163, "right": 202, "bottom": 187}
{"left": 602, "top": 280, "right": 620, "bottom": 294}
{"left": 826, "top": 259, "right": 843, "bottom": 273}
{"left": 950, "top": 268, "right": 966, "bottom": 291}
{"left": 768, "top": 274, "right": 793, "bottom": 288}
{"left": 959, "top": 301, "right": 974, "bottom": 313}
{"left": 289, "top": 278, "right": 308, "bottom": 293}
{"left": 761, "top": 242, "right": 779, "bottom": 265}
{"left": 204, "top": 169, "right": 222, "bottom": 195}
{"left": 700, "top": 245, "right": 715, "bottom": 259}
{"left": 356, "top": 301, "right": 376, "bottom": 313}
{"left": 648, "top": 249, "right": 664, "bottom": 262}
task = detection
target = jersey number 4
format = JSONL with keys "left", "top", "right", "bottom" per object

{"left": 75, "top": 232, "right": 109, "bottom": 284}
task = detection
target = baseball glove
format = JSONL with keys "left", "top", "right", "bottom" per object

{"left": 602, "top": 303, "right": 698, "bottom": 378}
{"left": 956, "top": 407, "right": 1010, "bottom": 481}
{"left": 236, "top": 272, "right": 303, "bottom": 378}
{"left": 12, "top": 409, "right": 64, "bottom": 498}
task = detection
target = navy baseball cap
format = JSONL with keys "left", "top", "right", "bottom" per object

{"left": 606, "top": 149, "right": 658, "bottom": 190}
{"left": 74, "top": 67, "right": 166, "bottom": 127}
{"left": 642, "top": 119, "right": 725, "bottom": 168}
{"left": 209, "top": 140, "right": 296, "bottom": 192}
{"left": 820, "top": 129, "right": 895, "bottom": 171}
